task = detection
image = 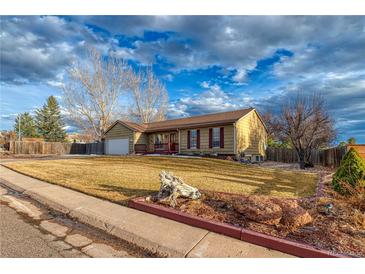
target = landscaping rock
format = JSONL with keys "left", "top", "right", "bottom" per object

{"left": 274, "top": 199, "right": 313, "bottom": 229}
{"left": 233, "top": 196, "right": 282, "bottom": 225}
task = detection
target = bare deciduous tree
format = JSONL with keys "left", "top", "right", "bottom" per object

{"left": 128, "top": 67, "right": 168, "bottom": 123}
{"left": 262, "top": 111, "right": 291, "bottom": 148}
{"left": 63, "top": 47, "right": 129, "bottom": 140}
{"left": 261, "top": 111, "right": 280, "bottom": 140}
{"left": 275, "top": 93, "right": 336, "bottom": 169}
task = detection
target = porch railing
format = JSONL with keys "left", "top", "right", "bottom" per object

{"left": 135, "top": 144, "right": 147, "bottom": 153}
{"left": 154, "top": 143, "right": 179, "bottom": 153}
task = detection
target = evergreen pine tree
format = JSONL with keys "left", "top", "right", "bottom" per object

{"left": 35, "top": 96, "right": 66, "bottom": 142}
{"left": 332, "top": 148, "right": 365, "bottom": 194}
{"left": 14, "top": 112, "right": 38, "bottom": 138}
{"left": 347, "top": 137, "right": 356, "bottom": 145}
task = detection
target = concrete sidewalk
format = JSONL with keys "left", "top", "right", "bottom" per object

{"left": 0, "top": 165, "right": 293, "bottom": 258}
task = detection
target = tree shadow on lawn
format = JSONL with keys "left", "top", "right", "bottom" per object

{"left": 125, "top": 161, "right": 257, "bottom": 179}
{"left": 99, "top": 156, "right": 241, "bottom": 171}
{"left": 204, "top": 168, "right": 310, "bottom": 197}
{"left": 87, "top": 156, "right": 285, "bottom": 182}
{"left": 97, "top": 184, "right": 156, "bottom": 204}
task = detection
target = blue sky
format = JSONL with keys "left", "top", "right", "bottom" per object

{"left": 0, "top": 16, "right": 364, "bottom": 143}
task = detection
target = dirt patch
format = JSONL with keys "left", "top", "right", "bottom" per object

{"left": 150, "top": 181, "right": 365, "bottom": 257}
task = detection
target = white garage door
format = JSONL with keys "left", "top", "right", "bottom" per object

{"left": 105, "top": 138, "right": 129, "bottom": 155}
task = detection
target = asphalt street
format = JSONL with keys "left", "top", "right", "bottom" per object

{"left": 0, "top": 204, "right": 81, "bottom": 258}
{"left": 0, "top": 185, "right": 149, "bottom": 258}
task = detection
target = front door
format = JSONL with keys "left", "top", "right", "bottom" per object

{"left": 170, "top": 133, "right": 177, "bottom": 152}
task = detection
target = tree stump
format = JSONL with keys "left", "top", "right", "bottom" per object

{"left": 150, "top": 170, "right": 201, "bottom": 208}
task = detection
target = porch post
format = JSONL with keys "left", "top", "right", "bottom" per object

{"left": 178, "top": 129, "right": 181, "bottom": 154}
{"left": 168, "top": 133, "right": 170, "bottom": 153}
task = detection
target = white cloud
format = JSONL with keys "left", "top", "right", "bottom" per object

{"left": 232, "top": 68, "right": 247, "bottom": 83}
{"left": 163, "top": 74, "right": 174, "bottom": 82}
{"left": 224, "top": 26, "right": 236, "bottom": 39}
{"left": 0, "top": 16, "right": 120, "bottom": 85}
{"left": 200, "top": 81, "right": 210, "bottom": 88}
{"left": 168, "top": 84, "right": 250, "bottom": 118}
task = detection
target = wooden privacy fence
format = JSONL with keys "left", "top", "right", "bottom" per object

{"left": 8, "top": 141, "right": 104, "bottom": 155}
{"left": 266, "top": 146, "right": 347, "bottom": 168}
{"left": 85, "top": 142, "right": 104, "bottom": 155}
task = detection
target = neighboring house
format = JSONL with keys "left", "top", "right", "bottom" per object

{"left": 66, "top": 133, "right": 95, "bottom": 143}
{"left": 347, "top": 144, "right": 365, "bottom": 160}
{"left": 104, "top": 108, "right": 267, "bottom": 161}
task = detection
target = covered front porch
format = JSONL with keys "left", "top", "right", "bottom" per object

{"left": 134, "top": 130, "right": 179, "bottom": 154}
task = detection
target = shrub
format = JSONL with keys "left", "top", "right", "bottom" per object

{"left": 332, "top": 148, "right": 365, "bottom": 194}
{"left": 335, "top": 180, "right": 365, "bottom": 210}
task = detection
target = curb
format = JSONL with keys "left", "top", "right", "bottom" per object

{"left": 129, "top": 197, "right": 242, "bottom": 239}
{"left": 129, "top": 197, "right": 350, "bottom": 258}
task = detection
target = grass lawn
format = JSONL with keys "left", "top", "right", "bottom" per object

{"left": 4, "top": 156, "right": 318, "bottom": 205}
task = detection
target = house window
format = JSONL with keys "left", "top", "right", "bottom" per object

{"left": 190, "top": 130, "right": 197, "bottom": 149}
{"left": 212, "top": 128, "right": 220, "bottom": 148}
{"left": 155, "top": 134, "right": 163, "bottom": 144}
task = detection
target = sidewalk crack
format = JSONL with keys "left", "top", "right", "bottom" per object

{"left": 184, "top": 231, "right": 209, "bottom": 258}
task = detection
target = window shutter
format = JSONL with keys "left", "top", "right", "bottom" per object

{"left": 220, "top": 127, "right": 224, "bottom": 148}
{"left": 209, "top": 128, "right": 213, "bottom": 148}
{"left": 187, "top": 130, "right": 191, "bottom": 149}
{"left": 197, "top": 129, "right": 200, "bottom": 149}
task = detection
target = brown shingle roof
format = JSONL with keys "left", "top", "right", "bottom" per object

{"left": 120, "top": 121, "right": 147, "bottom": 132}
{"left": 119, "top": 108, "right": 253, "bottom": 132}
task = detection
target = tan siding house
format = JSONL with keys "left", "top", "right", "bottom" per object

{"left": 104, "top": 108, "right": 267, "bottom": 161}
{"left": 179, "top": 125, "right": 234, "bottom": 154}
{"left": 235, "top": 110, "right": 267, "bottom": 158}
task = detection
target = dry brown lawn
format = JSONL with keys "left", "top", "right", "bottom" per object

{"left": 4, "top": 156, "right": 318, "bottom": 205}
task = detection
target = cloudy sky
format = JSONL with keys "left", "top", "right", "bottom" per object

{"left": 0, "top": 16, "right": 364, "bottom": 142}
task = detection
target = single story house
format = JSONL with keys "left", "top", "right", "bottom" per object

{"left": 104, "top": 108, "right": 268, "bottom": 161}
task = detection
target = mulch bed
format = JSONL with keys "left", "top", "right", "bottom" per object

{"left": 148, "top": 180, "right": 365, "bottom": 257}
